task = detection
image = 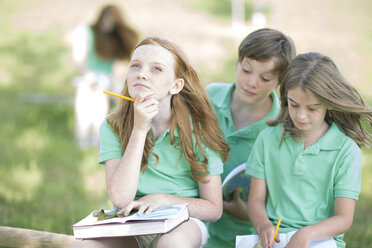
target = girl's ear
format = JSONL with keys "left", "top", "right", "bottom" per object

{"left": 169, "top": 78, "right": 184, "bottom": 95}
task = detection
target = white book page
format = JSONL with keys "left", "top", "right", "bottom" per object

{"left": 236, "top": 231, "right": 337, "bottom": 248}
{"left": 73, "top": 204, "right": 186, "bottom": 227}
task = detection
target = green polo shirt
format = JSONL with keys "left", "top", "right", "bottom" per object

{"left": 246, "top": 123, "right": 361, "bottom": 248}
{"left": 99, "top": 118, "right": 223, "bottom": 200}
{"left": 205, "top": 82, "right": 280, "bottom": 248}
{"left": 86, "top": 27, "right": 114, "bottom": 75}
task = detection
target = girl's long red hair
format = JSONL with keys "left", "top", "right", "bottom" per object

{"left": 108, "top": 37, "right": 229, "bottom": 183}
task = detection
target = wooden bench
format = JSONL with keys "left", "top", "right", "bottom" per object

{"left": 0, "top": 226, "right": 79, "bottom": 248}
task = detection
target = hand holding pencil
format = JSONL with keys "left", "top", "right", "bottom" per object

{"left": 270, "top": 217, "right": 282, "bottom": 248}
{"left": 254, "top": 217, "right": 282, "bottom": 248}
{"left": 253, "top": 217, "right": 282, "bottom": 248}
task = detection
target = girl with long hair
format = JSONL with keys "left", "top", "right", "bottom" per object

{"left": 74, "top": 37, "right": 229, "bottom": 248}
{"left": 246, "top": 52, "right": 372, "bottom": 248}
{"left": 71, "top": 4, "right": 138, "bottom": 150}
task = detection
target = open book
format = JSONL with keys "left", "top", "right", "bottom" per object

{"left": 236, "top": 231, "right": 337, "bottom": 248}
{"left": 72, "top": 203, "right": 189, "bottom": 239}
{"left": 222, "top": 163, "right": 251, "bottom": 202}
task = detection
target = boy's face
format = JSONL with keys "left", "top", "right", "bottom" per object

{"left": 235, "top": 57, "right": 279, "bottom": 105}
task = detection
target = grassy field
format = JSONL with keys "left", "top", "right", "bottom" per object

{"left": 0, "top": 0, "right": 371, "bottom": 247}
{"left": 0, "top": 0, "right": 111, "bottom": 236}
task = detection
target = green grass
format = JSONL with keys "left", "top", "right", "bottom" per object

{"left": 198, "top": 48, "right": 238, "bottom": 85}
{"left": 0, "top": 0, "right": 111, "bottom": 236}
{"left": 189, "top": 0, "right": 255, "bottom": 22}
{"left": 344, "top": 150, "right": 372, "bottom": 246}
{"left": 1, "top": 1, "right": 372, "bottom": 247}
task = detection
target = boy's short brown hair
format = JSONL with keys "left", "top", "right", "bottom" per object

{"left": 238, "top": 28, "right": 296, "bottom": 85}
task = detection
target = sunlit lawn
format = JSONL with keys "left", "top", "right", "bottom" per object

{"left": 0, "top": 0, "right": 111, "bottom": 236}
{"left": 0, "top": 1, "right": 371, "bottom": 248}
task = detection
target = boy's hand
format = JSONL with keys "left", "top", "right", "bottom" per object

{"left": 223, "top": 188, "right": 249, "bottom": 220}
{"left": 133, "top": 91, "right": 159, "bottom": 132}
{"left": 285, "top": 227, "right": 311, "bottom": 248}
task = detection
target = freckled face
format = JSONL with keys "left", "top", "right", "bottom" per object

{"left": 127, "top": 45, "right": 177, "bottom": 101}
{"left": 287, "top": 87, "right": 328, "bottom": 135}
{"left": 235, "top": 57, "right": 279, "bottom": 105}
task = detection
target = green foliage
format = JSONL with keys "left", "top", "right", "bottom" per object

{"left": 344, "top": 150, "right": 372, "bottom": 247}
{"left": 189, "top": 0, "right": 254, "bottom": 22}
{"left": 0, "top": 1, "right": 111, "bottom": 235}
{"left": 336, "top": 0, "right": 372, "bottom": 95}
{"left": 198, "top": 50, "right": 237, "bottom": 86}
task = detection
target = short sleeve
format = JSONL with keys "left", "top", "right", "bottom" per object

{"left": 195, "top": 143, "right": 223, "bottom": 176}
{"left": 98, "top": 118, "right": 123, "bottom": 165}
{"left": 334, "top": 141, "right": 361, "bottom": 200}
{"left": 205, "top": 146, "right": 224, "bottom": 176}
{"left": 245, "top": 132, "right": 266, "bottom": 180}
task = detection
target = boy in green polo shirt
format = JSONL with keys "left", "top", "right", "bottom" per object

{"left": 205, "top": 28, "right": 296, "bottom": 248}
{"left": 246, "top": 52, "right": 371, "bottom": 248}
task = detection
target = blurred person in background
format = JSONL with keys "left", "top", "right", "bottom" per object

{"left": 70, "top": 4, "right": 139, "bottom": 150}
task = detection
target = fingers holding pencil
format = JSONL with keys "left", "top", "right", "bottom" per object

{"left": 270, "top": 217, "right": 282, "bottom": 248}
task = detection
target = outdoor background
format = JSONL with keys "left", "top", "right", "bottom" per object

{"left": 0, "top": 0, "right": 371, "bottom": 247}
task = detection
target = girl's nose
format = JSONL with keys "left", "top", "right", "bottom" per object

{"left": 297, "top": 108, "right": 307, "bottom": 120}
{"left": 137, "top": 69, "right": 148, "bottom": 80}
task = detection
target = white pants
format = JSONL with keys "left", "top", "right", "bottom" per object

{"left": 74, "top": 73, "right": 109, "bottom": 150}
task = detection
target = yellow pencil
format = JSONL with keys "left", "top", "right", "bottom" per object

{"left": 270, "top": 217, "right": 282, "bottom": 248}
{"left": 103, "top": 90, "right": 135, "bottom": 102}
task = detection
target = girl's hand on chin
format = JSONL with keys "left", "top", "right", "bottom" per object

{"left": 133, "top": 91, "right": 159, "bottom": 132}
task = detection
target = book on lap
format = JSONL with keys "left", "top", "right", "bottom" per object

{"left": 236, "top": 231, "right": 337, "bottom": 248}
{"left": 72, "top": 203, "right": 189, "bottom": 239}
{"left": 222, "top": 163, "right": 251, "bottom": 202}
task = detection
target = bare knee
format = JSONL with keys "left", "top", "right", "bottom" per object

{"left": 156, "top": 220, "right": 201, "bottom": 248}
{"left": 71, "top": 239, "right": 104, "bottom": 248}
{"left": 71, "top": 237, "right": 138, "bottom": 248}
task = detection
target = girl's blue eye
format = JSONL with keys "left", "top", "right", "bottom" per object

{"left": 154, "top": 66, "right": 162, "bottom": 72}
{"left": 130, "top": 64, "right": 140, "bottom": 68}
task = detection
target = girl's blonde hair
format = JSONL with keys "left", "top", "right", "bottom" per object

{"left": 108, "top": 37, "right": 229, "bottom": 183}
{"left": 268, "top": 52, "right": 372, "bottom": 147}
